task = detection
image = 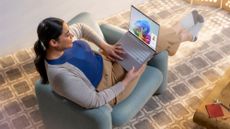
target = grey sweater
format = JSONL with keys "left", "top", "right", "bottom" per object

{"left": 46, "top": 23, "right": 125, "bottom": 109}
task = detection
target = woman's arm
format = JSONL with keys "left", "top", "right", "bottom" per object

{"left": 69, "top": 23, "right": 124, "bottom": 61}
{"left": 50, "top": 62, "right": 145, "bottom": 109}
{"left": 52, "top": 70, "right": 125, "bottom": 109}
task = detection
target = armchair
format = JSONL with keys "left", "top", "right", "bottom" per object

{"left": 35, "top": 12, "right": 168, "bottom": 129}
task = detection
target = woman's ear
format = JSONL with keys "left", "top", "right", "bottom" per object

{"left": 48, "top": 39, "right": 58, "bottom": 48}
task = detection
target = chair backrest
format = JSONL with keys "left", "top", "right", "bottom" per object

{"left": 35, "top": 12, "right": 115, "bottom": 129}
{"left": 68, "top": 12, "right": 104, "bottom": 52}
{"left": 68, "top": 12, "right": 104, "bottom": 39}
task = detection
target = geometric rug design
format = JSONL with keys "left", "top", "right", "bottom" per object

{"left": 0, "top": 0, "right": 230, "bottom": 128}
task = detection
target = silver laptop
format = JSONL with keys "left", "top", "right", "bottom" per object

{"left": 117, "top": 5, "right": 160, "bottom": 71}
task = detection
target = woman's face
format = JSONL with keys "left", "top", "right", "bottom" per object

{"left": 56, "top": 22, "right": 73, "bottom": 50}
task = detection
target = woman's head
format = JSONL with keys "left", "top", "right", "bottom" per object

{"left": 34, "top": 17, "right": 66, "bottom": 84}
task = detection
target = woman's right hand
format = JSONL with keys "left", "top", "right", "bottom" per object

{"left": 121, "top": 64, "right": 146, "bottom": 87}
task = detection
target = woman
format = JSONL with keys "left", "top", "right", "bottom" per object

{"left": 34, "top": 11, "right": 204, "bottom": 109}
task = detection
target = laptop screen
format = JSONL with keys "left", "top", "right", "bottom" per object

{"left": 129, "top": 6, "right": 160, "bottom": 51}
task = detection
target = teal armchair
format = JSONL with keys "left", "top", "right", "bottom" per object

{"left": 35, "top": 12, "right": 168, "bottom": 129}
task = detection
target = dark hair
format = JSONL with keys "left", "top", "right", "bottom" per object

{"left": 34, "top": 17, "right": 64, "bottom": 84}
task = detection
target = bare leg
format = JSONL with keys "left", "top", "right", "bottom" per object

{"left": 157, "top": 11, "right": 204, "bottom": 56}
{"left": 173, "top": 22, "right": 193, "bottom": 42}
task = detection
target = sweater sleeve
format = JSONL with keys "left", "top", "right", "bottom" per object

{"left": 69, "top": 23, "right": 105, "bottom": 46}
{"left": 52, "top": 70, "right": 125, "bottom": 109}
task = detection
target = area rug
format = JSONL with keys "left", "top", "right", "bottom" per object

{"left": 0, "top": 0, "right": 230, "bottom": 129}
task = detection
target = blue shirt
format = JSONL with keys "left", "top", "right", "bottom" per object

{"left": 47, "top": 40, "right": 103, "bottom": 88}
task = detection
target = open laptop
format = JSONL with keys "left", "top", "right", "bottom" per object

{"left": 117, "top": 5, "right": 160, "bottom": 71}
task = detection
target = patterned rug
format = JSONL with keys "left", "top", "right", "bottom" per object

{"left": 0, "top": 0, "right": 230, "bottom": 129}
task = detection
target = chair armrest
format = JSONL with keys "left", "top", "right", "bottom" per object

{"left": 112, "top": 66, "right": 163, "bottom": 126}
{"left": 148, "top": 51, "right": 168, "bottom": 94}
{"left": 35, "top": 80, "right": 112, "bottom": 129}
{"left": 99, "top": 23, "right": 126, "bottom": 44}
{"left": 148, "top": 50, "right": 168, "bottom": 70}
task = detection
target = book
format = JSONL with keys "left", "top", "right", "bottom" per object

{"left": 205, "top": 104, "right": 224, "bottom": 118}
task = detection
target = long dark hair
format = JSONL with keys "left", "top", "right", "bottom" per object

{"left": 34, "top": 17, "right": 64, "bottom": 84}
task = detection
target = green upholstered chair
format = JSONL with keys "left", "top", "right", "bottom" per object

{"left": 35, "top": 12, "right": 168, "bottom": 129}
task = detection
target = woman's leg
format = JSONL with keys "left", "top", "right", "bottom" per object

{"left": 157, "top": 24, "right": 193, "bottom": 56}
{"left": 110, "top": 62, "right": 145, "bottom": 104}
{"left": 157, "top": 10, "right": 204, "bottom": 56}
{"left": 156, "top": 26, "right": 182, "bottom": 56}
{"left": 96, "top": 55, "right": 145, "bottom": 106}
{"left": 96, "top": 55, "right": 117, "bottom": 105}
{"left": 151, "top": 24, "right": 192, "bottom": 93}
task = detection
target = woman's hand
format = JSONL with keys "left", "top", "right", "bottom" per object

{"left": 101, "top": 43, "right": 125, "bottom": 62}
{"left": 121, "top": 64, "right": 146, "bottom": 87}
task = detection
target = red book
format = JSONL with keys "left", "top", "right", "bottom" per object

{"left": 205, "top": 104, "right": 224, "bottom": 118}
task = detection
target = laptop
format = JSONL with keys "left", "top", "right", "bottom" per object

{"left": 117, "top": 5, "right": 160, "bottom": 71}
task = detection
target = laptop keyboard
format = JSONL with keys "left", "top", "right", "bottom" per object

{"left": 119, "top": 33, "right": 153, "bottom": 64}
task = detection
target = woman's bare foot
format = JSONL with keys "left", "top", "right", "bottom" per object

{"left": 173, "top": 22, "right": 184, "bottom": 35}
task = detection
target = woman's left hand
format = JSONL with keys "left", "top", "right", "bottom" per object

{"left": 102, "top": 43, "right": 125, "bottom": 62}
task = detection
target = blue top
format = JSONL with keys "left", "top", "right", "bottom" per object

{"left": 46, "top": 40, "right": 103, "bottom": 88}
